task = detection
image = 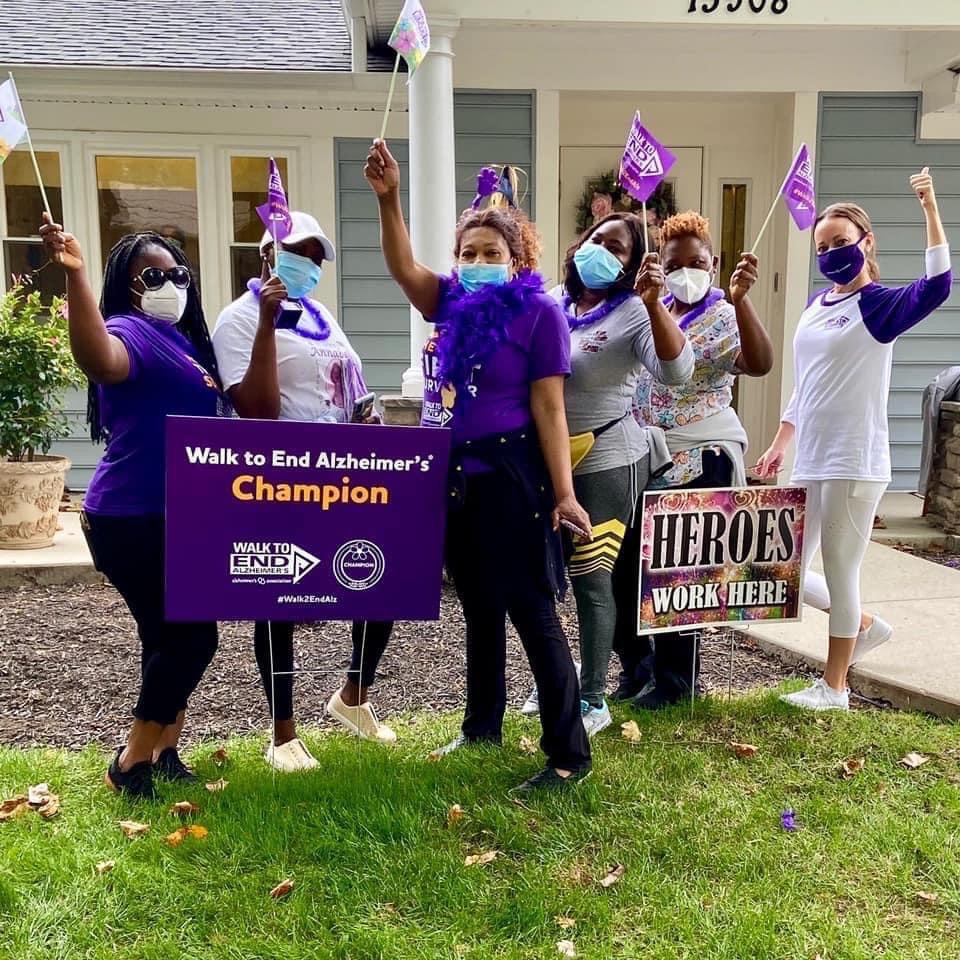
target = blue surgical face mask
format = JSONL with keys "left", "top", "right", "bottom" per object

{"left": 276, "top": 250, "right": 323, "bottom": 299}
{"left": 573, "top": 242, "right": 624, "bottom": 290}
{"left": 458, "top": 262, "right": 511, "bottom": 293}
{"left": 817, "top": 236, "right": 866, "bottom": 286}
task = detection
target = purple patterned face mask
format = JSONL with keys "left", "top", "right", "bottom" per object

{"left": 817, "top": 236, "right": 866, "bottom": 285}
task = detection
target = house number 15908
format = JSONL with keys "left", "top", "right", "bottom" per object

{"left": 688, "top": 0, "right": 789, "bottom": 12}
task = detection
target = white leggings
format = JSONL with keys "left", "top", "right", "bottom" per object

{"left": 800, "top": 479, "right": 887, "bottom": 638}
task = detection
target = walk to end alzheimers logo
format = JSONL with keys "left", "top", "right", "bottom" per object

{"left": 165, "top": 417, "right": 451, "bottom": 623}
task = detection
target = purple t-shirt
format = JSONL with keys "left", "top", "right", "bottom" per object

{"left": 420, "top": 281, "right": 571, "bottom": 445}
{"left": 84, "top": 314, "right": 223, "bottom": 516}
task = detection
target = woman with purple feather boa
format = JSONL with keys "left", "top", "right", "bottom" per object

{"left": 364, "top": 139, "right": 592, "bottom": 793}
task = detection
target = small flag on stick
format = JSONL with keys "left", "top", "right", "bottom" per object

{"left": 380, "top": 0, "right": 431, "bottom": 140}
{"left": 0, "top": 78, "right": 27, "bottom": 162}
{"left": 256, "top": 157, "right": 293, "bottom": 249}
{"left": 618, "top": 112, "right": 676, "bottom": 253}
{"left": 750, "top": 143, "right": 816, "bottom": 253}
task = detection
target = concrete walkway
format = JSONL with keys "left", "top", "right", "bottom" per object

{"left": 2, "top": 498, "right": 959, "bottom": 719}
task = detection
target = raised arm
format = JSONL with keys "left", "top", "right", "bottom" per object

{"left": 728, "top": 252, "right": 774, "bottom": 376}
{"left": 913, "top": 167, "right": 947, "bottom": 249}
{"left": 39, "top": 213, "right": 129, "bottom": 384}
{"left": 363, "top": 139, "right": 441, "bottom": 319}
{"left": 633, "top": 253, "right": 694, "bottom": 384}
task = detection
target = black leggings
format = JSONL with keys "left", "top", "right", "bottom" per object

{"left": 446, "top": 468, "right": 590, "bottom": 773}
{"left": 614, "top": 450, "right": 735, "bottom": 697}
{"left": 83, "top": 512, "right": 218, "bottom": 727}
{"left": 253, "top": 620, "right": 394, "bottom": 722}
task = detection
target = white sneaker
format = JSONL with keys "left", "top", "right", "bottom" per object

{"left": 520, "top": 661, "right": 581, "bottom": 718}
{"left": 326, "top": 691, "right": 397, "bottom": 743}
{"left": 780, "top": 678, "right": 850, "bottom": 712}
{"left": 265, "top": 737, "right": 319, "bottom": 772}
{"left": 852, "top": 616, "right": 893, "bottom": 664}
{"left": 580, "top": 699, "right": 612, "bottom": 737}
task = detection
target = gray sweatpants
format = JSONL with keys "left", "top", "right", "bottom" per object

{"left": 571, "top": 457, "right": 650, "bottom": 708}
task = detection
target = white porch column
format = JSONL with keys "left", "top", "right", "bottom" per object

{"left": 401, "top": 15, "right": 460, "bottom": 398}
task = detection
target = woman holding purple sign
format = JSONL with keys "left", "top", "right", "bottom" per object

{"left": 212, "top": 211, "right": 396, "bottom": 772}
{"left": 39, "top": 214, "right": 224, "bottom": 798}
{"left": 363, "top": 139, "right": 592, "bottom": 793}
{"left": 615, "top": 210, "right": 774, "bottom": 709}
{"left": 756, "top": 169, "right": 950, "bottom": 711}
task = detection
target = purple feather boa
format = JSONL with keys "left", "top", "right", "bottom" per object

{"left": 434, "top": 270, "right": 546, "bottom": 396}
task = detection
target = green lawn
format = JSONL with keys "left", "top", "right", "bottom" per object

{"left": 1, "top": 690, "right": 958, "bottom": 960}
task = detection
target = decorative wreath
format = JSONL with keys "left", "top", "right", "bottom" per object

{"left": 574, "top": 169, "right": 677, "bottom": 236}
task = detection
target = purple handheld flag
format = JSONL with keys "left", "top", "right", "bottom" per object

{"left": 618, "top": 112, "right": 677, "bottom": 204}
{"left": 255, "top": 157, "right": 293, "bottom": 243}
{"left": 781, "top": 143, "right": 816, "bottom": 231}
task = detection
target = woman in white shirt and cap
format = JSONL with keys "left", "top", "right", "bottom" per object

{"left": 212, "top": 211, "right": 396, "bottom": 771}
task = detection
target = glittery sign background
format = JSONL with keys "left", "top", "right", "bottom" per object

{"left": 638, "top": 486, "right": 807, "bottom": 635}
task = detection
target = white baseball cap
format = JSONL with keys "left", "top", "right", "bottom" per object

{"left": 259, "top": 210, "right": 336, "bottom": 262}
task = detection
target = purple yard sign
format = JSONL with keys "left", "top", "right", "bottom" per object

{"left": 618, "top": 111, "right": 677, "bottom": 204}
{"left": 781, "top": 143, "right": 816, "bottom": 231}
{"left": 165, "top": 417, "right": 451, "bottom": 622}
{"left": 638, "top": 486, "right": 807, "bottom": 635}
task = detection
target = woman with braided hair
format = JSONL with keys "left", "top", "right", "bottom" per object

{"left": 364, "top": 139, "right": 592, "bottom": 792}
{"left": 40, "top": 213, "right": 225, "bottom": 798}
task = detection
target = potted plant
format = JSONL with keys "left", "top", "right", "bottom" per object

{"left": 0, "top": 278, "right": 82, "bottom": 549}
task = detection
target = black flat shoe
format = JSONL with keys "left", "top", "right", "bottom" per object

{"left": 632, "top": 688, "right": 692, "bottom": 711}
{"left": 105, "top": 748, "right": 156, "bottom": 799}
{"left": 511, "top": 765, "right": 592, "bottom": 794}
{"left": 153, "top": 747, "right": 198, "bottom": 784}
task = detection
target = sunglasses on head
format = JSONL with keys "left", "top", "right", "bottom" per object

{"left": 134, "top": 265, "right": 192, "bottom": 291}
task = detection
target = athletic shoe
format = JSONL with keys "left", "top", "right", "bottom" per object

{"left": 511, "top": 765, "right": 592, "bottom": 794}
{"left": 852, "top": 616, "right": 893, "bottom": 664}
{"left": 265, "top": 737, "right": 319, "bottom": 772}
{"left": 580, "top": 699, "right": 612, "bottom": 738}
{"left": 326, "top": 691, "right": 397, "bottom": 742}
{"left": 105, "top": 748, "right": 156, "bottom": 799}
{"left": 429, "top": 733, "right": 501, "bottom": 760}
{"left": 153, "top": 747, "right": 198, "bottom": 784}
{"left": 520, "top": 661, "right": 581, "bottom": 718}
{"left": 780, "top": 678, "right": 850, "bottom": 712}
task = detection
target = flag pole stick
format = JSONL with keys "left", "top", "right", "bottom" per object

{"left": 749, "top": 149, "right": 798, "bottom": 255}
{"left": 642, "top": 200, "right": 650, "bottom": 255}
{"left": 8, "top": 73, "right": 52, "bottom": 220}
{"left": 379, "top": 54, "right": 402, "bottom": 142}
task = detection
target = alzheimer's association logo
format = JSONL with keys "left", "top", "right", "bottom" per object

{"left": 230, "top": 542, "right": 320, "bottom": 584}
{"left": 333, "top": 540, "right": 386, "bottom": 591}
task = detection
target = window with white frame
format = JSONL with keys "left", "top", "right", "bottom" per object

{"left": 1, "top": 149, "right": 65, "bottom": 302}
{"left": 229, "top": 155, "right": 289, "bottom": 299}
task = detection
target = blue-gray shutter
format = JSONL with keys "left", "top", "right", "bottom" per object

{"left": 51, "top": 388, "right": 97, "bottom": 491}
{"left": 815, "top": 93, "right": 960, "bottom": 491}
{"left": 335, "top": 89, "right": 536, "bottom": 397}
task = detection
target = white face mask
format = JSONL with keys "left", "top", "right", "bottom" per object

{"left": 665, "top": 267, "right": 712, "bottom": 306}
{"left": 134, "top": 280, "right": 188, "bottom": 324}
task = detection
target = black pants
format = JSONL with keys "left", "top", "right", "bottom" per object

{"left": 445, "top": 468, "right": 590, "bottom": 772}
{"left": 83, "top": 512, "right": 218, "bottom": 727}
{"left": 613, "top": 450, "right": 735, "bottom": 699}
{"left": 254, "top": 620, "right": 394, "bottom": 722}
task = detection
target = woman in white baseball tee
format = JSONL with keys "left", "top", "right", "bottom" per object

{"left": 756, "top": 168, "right": 950, "bottom": 711}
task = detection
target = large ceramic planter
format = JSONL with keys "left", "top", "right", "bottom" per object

{"left": 0, "top": 455, "right": 71, "bottom": 549}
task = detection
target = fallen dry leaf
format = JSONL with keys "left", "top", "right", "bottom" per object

{"left": 916, "top": 891, "right": 940, "bottom": 905}
{"left": 95, "top": 860, "right": 115, "bottom": 875}
{"left": 555, "top": 916, "right": 577, "bottom": 930}
{"left": 840, "top": 757, "right": 865, "bottom": 780}
{"left": 270, "top": 878, "right": 295, "bottom": 899}
{"left": 0, "top": 797, "right": 30, "bottom": 822}
{"left": 205, "top": 779, "right": 229, "bottom": 793}
{"left": 518, "top": 736, "right": 538, "bottom": 755}
{"left": 170, "top": 801, "right": 200, "bottom": 818}
{"left": 899, "top": 752, "right": 930, "bottom": 770}
{"left": 187, "top": 825, "right": 208, "bottom": 840}
{"left": 730, "top": 742, "right": 759, "bottom": 758}
{"left": 464, "top": 850, "right": 498, "bottom": 867}
{"left": 557, "top": 939, "right": 577, "bottom": 957}
{"left": 620, "top": 721, "right": 642, "bottom": 743}
{"left": 447, "top": 804, "right": 465, "bottom": 827}
{"left": 37, "top": 795, "right": 60, "bottom": 819}
{"left": 599, "top": 864, "right": 625, "bottom": 888}
{"left": 119, "top": 820, "right": 150, "bottom": 839}
{"left": 211, "top": 747, "right": 230, "bottom": 766}
{"left": 165, "top": 824, "right": 208, "bottom": 846}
